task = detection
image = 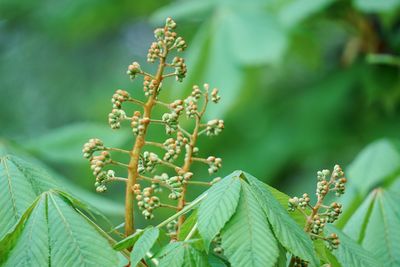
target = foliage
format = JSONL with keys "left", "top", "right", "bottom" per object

{"left": 1, "top": 1, "right": 400, "bottom": 266}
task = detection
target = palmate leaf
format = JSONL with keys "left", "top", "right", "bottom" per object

{"left": 325, "top": 225, "right": 381, "bottom": 267}
{"left": 221, "top": 181, "right": 279, "bottom": 267}
{"left": 158, "top": 242, "right": 209, "bottom": 267}
{"left": 0, "top": 190, "right": 118, "bottom": 267}
{"left": 347, "top": 139, "right": 400, "bottom": 195}
{"left": 361, "top": 190, "right": 400, "bottom": 267}
{"left": 244, "top": 172, "right": 318, "bottom": 265}
{"left": 198, "top": 171, "right": 242, "bottom": 249}
{"left": 0, "top": 155, "right": 60, "bottom": 239}
{"left": 130, "top": 227, "right": 159, "bottom": 267}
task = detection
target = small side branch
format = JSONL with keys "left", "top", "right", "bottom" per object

{"left": 186, "top": 180, "right": 211, "bottom": 187}
{"left": 160, "top": 203, "right": 178, "bottom": 210}
{"left": 178, "top": 126, "right": 191, "bottom": 138}
{"left": 192, "top": 157, "right": 209, "bottom": 164}
{"left": 105, "top": 147, "right": 131, "bottom": 155}
{"left": 107, "top": 177, "right": 128, "bottom": 183}
{"left": 163, "top": 73, "right": 177, "bottom": 78}
{"left": 158, "top": 159, "right": 182, "bottom": 173}
{"left": 127, "top": 98, "right": 145, "bottom": 106}
{"left": 145, "top": 141, "right": 165, "bottom": 149}
{"left": 110, "top": 160, "right": 130, "bottom": 168}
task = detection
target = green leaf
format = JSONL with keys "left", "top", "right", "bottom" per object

{"left": 343, "top": 192, "right": 375, "bottom": 242}
{"left": 130, "top": 227, "right": 159, "bottom": 267}
{"left": 278, "top": 0, "right": 334, "bottom": 28}
{"left": 221, "top": 181, "right": 279, "bottom": 267}
{"left": 0, "top": 155, "right": 60, "bottom": 239}
{"left": 325, "top": 225, "right": 381, "bottom": 267}
{"left": 225, "top": 9, "right": 288, "bottom": 65}
{"left": 151, "top": 0, "right": 215, "bottom": 23}
{"left": 0, "top": 190, "right": 118, "bottom": 266}
{"left": 353, "top": 0, "right": 400, "bottom": 12}
{"left": 244, "top": 172, "right": 318, "bottom": 265}
{"left": 178, "top": 210, "right": 198, "bottom": 241}
{"left": 198, "top": 171, "right": 242, "bottom": 249}
{"left": 347, "top": 139, "right": 400, "bottom": 194}
{"left": 113, "top": 228, "right": 146, "bottom": 251}
{"left": 0, "top": 145, "right": 124, "bottom": 218}
{"left": 183, "top": 245, "right": 210, "bottom": 267}
{"left": 207, "top": 253, "right": 228, "bottom": 267}
{"left": 266, "top": 184, "right": 306, "bottom": 227}
{"left": 23, "top": 123, "right": 131, "bottom": 163}
{"left": 361, "top": 190, "right": 400, "bottom": 267}
{"left": 158, "top": 242, "right": 185, "bottom": 267}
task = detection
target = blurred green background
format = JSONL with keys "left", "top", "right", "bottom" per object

{"left": 1, "top": 0, "right": 399, "bottom": 226}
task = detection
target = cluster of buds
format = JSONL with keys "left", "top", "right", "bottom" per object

{"left": 89, "top": 151, "right": 111, "bottom": 177}
{"left": 147, "top": 42, "right": 160, "bottom": 63}
{"left": 326, "top": 202, "right": 342, "bottom": 223}
{"left": 310, "top": 215, "right": 326, "bottom": 236}
{"left": 89, "top": 151, "right": 113, "bottom": 192}
{"left": 94, "top": 170, "right": 115, "bottom": 193}
{"left": 288, "top": 165, "right": 347, "bottom": 251}
{"left": 142, "top": 151, "right": 159, "bottom": 173}
{"left": 163, "top": 136, "right": 184, "bottom": 162}
{"left": 133, "top": 184, "right": 160, "bottom": 220}
{"left": 169, "top": 99, "right": 184, "bottom": 114}
{"left": 207, "top": 156, "right": 222, "bottom": 174}
{"left": 326, "top": 233, "right": 340, "bottom": 250}
{"left": 82, "top": 138, "right": 104, "bottom": 159}
{"left": 171, "top": 57, "right": 187, "bottom": 82}
{"left": 211, "top": 88, "right": 220, "bottom": 103}
{"left": 148, "top": 18, "right": 186, "bottom": 64}
{"left": 108, "top": 109, "right": 126, "bottom": 129}
{"left": 212, "top": 234, "right": 223, "bottom": 254}
{"left": 126, "top": 62, "right": 142, "bottom": 80}
{"left": 155, "top": 173, "right": 182, "bottom": 200}
{"left": 316, "top": 180, "right": 329, "bottom": 196}
{"left": 206, "top": 119, "right": 224, "bottom": 136}
{"left": 143, "top": 75, "right": 159, "bottom": 97}
{"left": 332, "top": 165, "right": 347, "bottom": 196}
{"left": 162, "top": 112, "right": 179, "bottom": 134}
{"left": 131, "top": 111, "right": 146, "bottom": 135}
{"left": 184, "top": 96, "right": 198, "bottom": 118}
{"left": 111, "top": 89, "right": 130, "bottom": 109}
{"left": 288, "top": 193, "right": 311, "bottom": 211}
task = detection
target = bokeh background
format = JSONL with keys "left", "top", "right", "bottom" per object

{"left": 1, "top": 0, "right": 400, "bottom": 226}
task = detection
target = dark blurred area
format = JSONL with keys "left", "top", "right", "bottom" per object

{"left": 1, "top": 0, "right": 399, "bottom": 225}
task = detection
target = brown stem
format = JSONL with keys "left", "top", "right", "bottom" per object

{"left": 176, "top": 93, "right": 209, "bottom": 237}
{"left": 124, "top": 38, "right": 168, "bottom": 240}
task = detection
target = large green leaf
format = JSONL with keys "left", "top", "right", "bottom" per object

{"left": 221, "top": 181, "right": 279, "bottom": 267}
{"left": 198, "top": 171, "right": 242, "bottom": 249}
{"left": 113, "top": 228, "right": 146, "bottom": 251}
{"left": 343, "top": 192, "right": 375, "bottom": 242}
{"left": 361, "top": 190, "right": 400, "bottom": 267}
{"left": 130, "top": 227, "right": 159, "bottom": 267}
{"left": 325, "top": 225, "right": 381, "bottom": 267}
{"left": 353, "top": 0, "right": 400, "bottom": 12}
{"left": 183, "top": 245, "right": 210, "bottom": 267}
{"left": 23, "top": 123, "right": 131, "bottom": 163}
{"left": 178, "top": 210, "right": 198, "bottom": 241}
{"left": 0, "top": 190, "right": 118, "bottom": 266}
{"left": 278, "top": 0, "right": 334, "bottom": 28}
{"left": 244, "top": 172, "right": 318, "bottom": 265}
{"left": 226, "top": 9, "right": 288, "bottom": 65}
{"left": 0, "top": 145, "right": 124, "bottom": 217}
{"left": 158, "top": 242, "right": 185, "bottom": 267}
{"left": 347, "top": 139, "right": 400, "bottom": 194}
{"left": 0, "top": 155, "right": 60, "bottom": 239}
